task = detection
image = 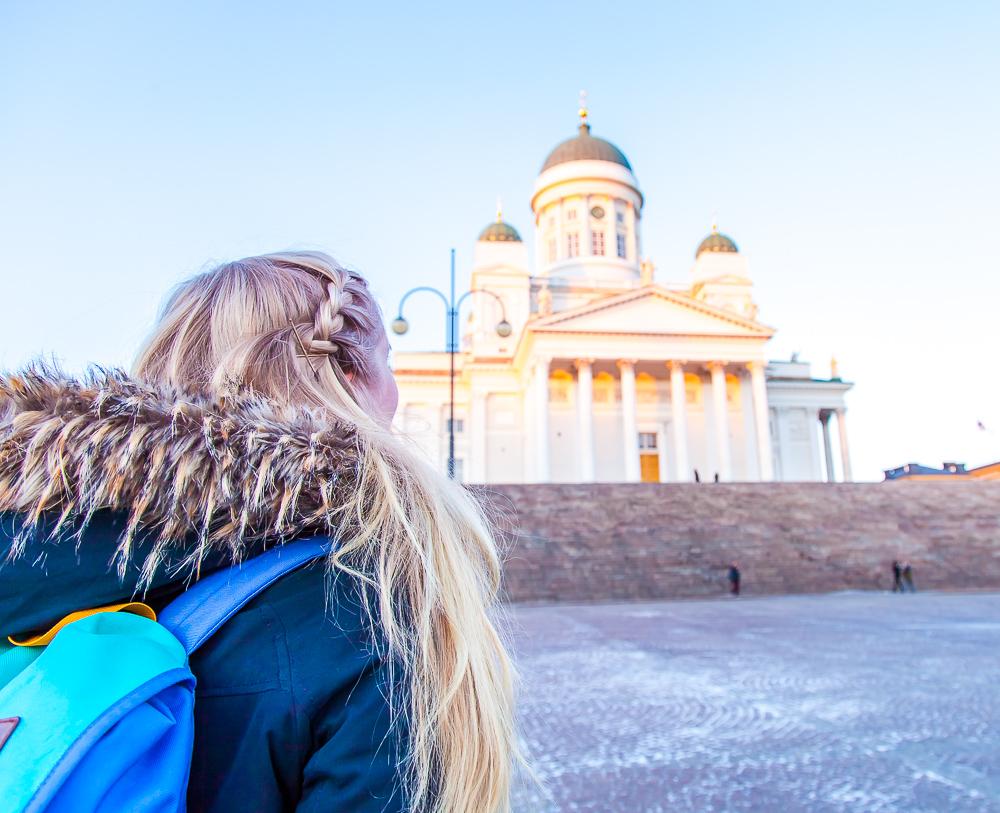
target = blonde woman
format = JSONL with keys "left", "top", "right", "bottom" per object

{"left": 0, "top": 252, "right": 519, "bottom": 811}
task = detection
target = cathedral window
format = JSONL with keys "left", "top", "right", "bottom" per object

{"left": 636, "top": 372, "right": 657, "bottom": 403}
{"left": 725, "top": 374, "right": 741, "bottom": 407}
{"left": 445, "top": 418, "right": 465, "bottom": 433}
{"left": 684, "top": 373, "right": 702, "bottom": 405}
{"left": 616, "top": 211, "right": 625, "bottom": 224}
{"left": 592, "top": 230, "right": 605, "bottom": 256}
{"left": 567, "top": 232, "right": 580, "bottom": 258}
{"left": 566, "top": 209, "right": 577, "bottom": 221}
{"left": 616, "top": 233, "right": 627, "bottom": 258}
{"left": 549, "top": 369, "right": 573, "bottom": 404}
{"left": 593, "top": 371, "right": 617, "bottom": 404}
{"left": 638, "top": 432, "right": 658, "bottom": 450}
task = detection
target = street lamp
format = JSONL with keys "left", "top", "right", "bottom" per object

{"left": 392, "top": 248, "right": 512, "bottom": 479}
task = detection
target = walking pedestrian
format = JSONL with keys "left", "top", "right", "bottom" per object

{"left": 892, "top": 560, "right": 903, "bottom": 592}
{"left": 0, "top": 252, "right": 520, "bottom": 812}
{"left": 728, "top": 562, "right": 741, "bottom": 596}
{"left": 902, "top": 562, "right": 916, "bottom": 593}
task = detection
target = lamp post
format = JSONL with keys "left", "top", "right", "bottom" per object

{"left": 391, "top": 248, "right": 512, "bottom": 479}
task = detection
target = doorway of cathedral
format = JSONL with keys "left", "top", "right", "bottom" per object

{"left": 638, "top": 431, "right": 661, "bottom": 482}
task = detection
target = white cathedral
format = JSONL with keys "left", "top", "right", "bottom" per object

{"left": 391, "top": 106, "right": 853, "bottom": 484}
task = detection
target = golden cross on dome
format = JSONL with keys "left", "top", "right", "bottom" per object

{"left": 496, "top": 197, "right": 503, "bottom": 223}
{"left": 711, "top": 212, "right": 720, "bottom": 234}
{"left": 578, "top": 90, "right": 589, "bottom": 127}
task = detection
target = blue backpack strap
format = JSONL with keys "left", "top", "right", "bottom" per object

{"left": 158, "top": 537, "right": 332, "bottom": 655}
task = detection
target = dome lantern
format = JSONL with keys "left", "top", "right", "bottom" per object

{"left": 539, "top": 91, "right": 633, "bottom": 173}
{"left": 477, "top": 202, "right": 522, "bottom": 243}
{"left": 696, "top": 222, "right": 739, "bottom": 258}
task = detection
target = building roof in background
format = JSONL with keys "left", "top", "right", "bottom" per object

{"left": 884, "top": 461, "right": 1000, "bottom": 480}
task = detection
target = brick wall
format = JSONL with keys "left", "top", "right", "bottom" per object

{"left": 471, "top": 483, "right": 1000, "bottom": 603}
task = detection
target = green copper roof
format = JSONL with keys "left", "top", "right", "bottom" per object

{"left": 478, "top": 220, "right": 522, "bottom": 242}
{"left": 541, "top": 124, "right": 633, "bottom": 173}
{"left": 696, "top": 232, "right": 739, "bottom": 258}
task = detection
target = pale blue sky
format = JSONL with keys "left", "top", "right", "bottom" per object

{"left": 2, "top": 1, "right": 998, "bottom": 480}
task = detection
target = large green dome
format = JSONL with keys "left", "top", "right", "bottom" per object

{"left": 541, "top": 123, "right": 632, "bottom": 173}
{"left": 696, "top": 231, "right": 739, "bottom": 258}
{"left": 478, "top": 220, "right": 522, "bottom": 242}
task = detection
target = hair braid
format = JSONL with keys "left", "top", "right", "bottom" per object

{"left": 309, "top": 276, "right": 352, "bottom": 356}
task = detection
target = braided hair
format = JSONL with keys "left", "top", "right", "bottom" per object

{"left": 266, "top": 256, "right": 380, "bottom": 389}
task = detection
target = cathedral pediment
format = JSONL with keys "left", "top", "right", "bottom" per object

{"left": 530, "top": 285, "right": 773, "bottom": 337}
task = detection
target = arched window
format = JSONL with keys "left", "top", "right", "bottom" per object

{"left": 593, "top": 371, "right": 617, "bottom": 404}
{"left": 549, "top": 369, "right": 574, "bottom": 404}
{"left": 636, "top": 372, "right": 658, "bottom": 404}
{"left": 684, "top": 373, "right": 702, "bottom": 405}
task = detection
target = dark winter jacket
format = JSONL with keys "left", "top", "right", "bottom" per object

{"left": 0, "top": 370, "right": 409, "bottom": 812}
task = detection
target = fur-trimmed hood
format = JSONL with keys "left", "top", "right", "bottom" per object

{"left": 0, "top": 367, "right": 362, "bottom": 587}
{"left": 0, "top": 369, "right": 412, "bottom": 810}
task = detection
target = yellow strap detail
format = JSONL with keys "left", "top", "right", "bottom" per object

{"left": 7, "top": 602, "right": 157, "bottom": 647}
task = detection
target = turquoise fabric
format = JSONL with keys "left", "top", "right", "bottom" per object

{"left": 0, "top": 640, "right": 42, "bottom": 685}
{"left": 0, "top": 612, "right": 187, "bottom": 811}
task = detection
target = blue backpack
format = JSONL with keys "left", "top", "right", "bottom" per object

{"left": 0, "top": 537, "right": 330, "bottom": 812}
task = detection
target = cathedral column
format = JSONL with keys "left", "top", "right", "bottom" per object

{"left": 575, "top": 359, "right": 595, "bottom": 482}
{"left": 748, "top": 361, "right": 774, "bottom": 481}
{"left": 836, "top": 408, "right": 853, "bottom": 482}
{"left": 470, "top": 390, "right": 488, "bottom": 483}
{"left": 555, "top": 199, "right": 565, "bottom": 262}
{"left": 533, "top": 356, "right": 550, "bottom": 482}
{"left": 820, "top": 410, "right": 835, "bottom": 482}
{"left": 709, "top": 362, "right": 733, "bottom": 481}
{"left": 618, "top": 360, "right": 640, "bottom": 482}
{"left": 583, "top": 195, "right": 593, "bottom": 257}
{"left": 668, "top": 361, "right": 690, "bottom": 481}
{"left": 626, "top": 201, "right": 638, "bottom": 261}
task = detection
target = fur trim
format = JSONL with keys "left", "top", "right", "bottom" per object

{"left": 0, "top": 367, "right": 361, "bottom": 586}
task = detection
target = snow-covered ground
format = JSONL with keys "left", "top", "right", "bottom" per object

{"left": 510, "top": 591, "right": 1000, "bottom": 812}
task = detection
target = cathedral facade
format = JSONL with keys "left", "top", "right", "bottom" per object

{"left": 391, "top": 109, "right": 853, "bottom": 484}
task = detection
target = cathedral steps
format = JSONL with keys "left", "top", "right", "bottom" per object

{"left": 474, "top": 482, "right": 1000, "bottom": 603}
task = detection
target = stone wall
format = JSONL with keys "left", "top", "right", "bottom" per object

{"left": 472, "top": 482, "right": 1000, "bottom": 603}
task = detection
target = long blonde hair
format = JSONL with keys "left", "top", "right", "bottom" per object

{"left": 134, "top": 251, "right": 519, "bottom": 812}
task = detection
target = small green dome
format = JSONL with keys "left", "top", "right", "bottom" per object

{"left": 541, "top": 123, "right": 632, "bottom": 173}
{"left": 696, "top": 231, "right": 738, "bottom": 258}
{"left": 478, "top": 220, "right": 522, "bottom": 243}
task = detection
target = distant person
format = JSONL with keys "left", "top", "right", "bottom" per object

{"left": 713, "top": 472, "right": 720, "bottom": 483}
{"left": 728, "top": 563, "right": 741, "bottom": 596}
{"left": 902, "top": 562, "right": 916, "bottom": 592}
{"left": 694, "top": 468, "right": 701, "bottom": 483}
{"left": 892, "top": 560, "right": 903, "bottom": 592}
